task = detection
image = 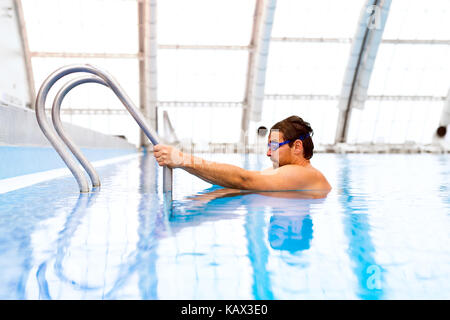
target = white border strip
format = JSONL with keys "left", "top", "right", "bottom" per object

{"left": 0, "top": 153, "right": 141, "bottom": 194}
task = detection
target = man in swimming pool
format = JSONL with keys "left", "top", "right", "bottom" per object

{"left": 153, "top": 115, "right": 332, "bottom": 191}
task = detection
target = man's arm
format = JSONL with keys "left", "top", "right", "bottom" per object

{"left": 153, "top": 144, "right": 311, "bottom": 191}
{"left": 183, "top": 155, "right": 253, "bottom": 189}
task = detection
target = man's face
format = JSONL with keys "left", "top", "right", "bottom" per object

{"left": 267, "top": 130, "right": 292, "bottom": 168}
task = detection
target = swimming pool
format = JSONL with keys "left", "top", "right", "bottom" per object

{"left": 0, "top": 150, "right": 449, "bottom": 299}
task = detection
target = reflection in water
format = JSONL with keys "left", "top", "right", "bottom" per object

{"left": 245, "top": 205, "right": 273, "bottom": 300}
{"left": 176, "top": 187, "right": 329, "bottom": 299}
{"left": 38, "top": 192, "right": 100, "bottom": 299}
{"left": 0, "top": 180, "right": 82, "bottom": 299}
{"left": 247, "top": 191, "right": 323, "bottom": 298}
{"left": 437, "top": 155, "right": 450, "bottom": 209}
{"left": 135, "top": 151, "right": 162, "bottom": 299}
{"left": 54, "top": 192, "right": 100, "bottom": 290}
{"left": 35, "top": 153, "right": 167, "bottom": 299}
{"left": 36, "top": 153, "right": 169, "bottom": 299}
{"left": 268, "top": 215, "right": 313, "bottom": 253}
{"left": 105, "top": 152, "right": 165, "bottom": 299}
{"left": 338, "top": 156, "right": 384, "bottom": 299}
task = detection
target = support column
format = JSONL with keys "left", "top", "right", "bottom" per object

{"left": 13, "top": 0, "right": 35, "bottom": 109}
{"left": 436, "top": 88, "right": 450, "bottom": 138}
{"left": 138, "top": 0, "right": 158, "bottom": 148}
{"left": 240, "top": 0, "right": 277, "bottom": 145}
{"left": 335, "top": 0, "right": 391, "bottom": 143}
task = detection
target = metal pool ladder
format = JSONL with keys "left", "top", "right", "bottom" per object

{"left": 35, "top": 64, "right": 172, "bottom": 195}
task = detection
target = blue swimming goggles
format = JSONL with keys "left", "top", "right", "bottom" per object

{"left": 267, "top": 132, "right": 311, "bottom": 151}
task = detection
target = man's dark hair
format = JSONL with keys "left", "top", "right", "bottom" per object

{"left": 271, "top": 115, "right": 314, "bottom": 160}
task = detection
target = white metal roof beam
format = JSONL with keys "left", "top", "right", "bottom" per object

{"left": 272, "top": 37, "right": 450, "bottom": 45}
{"left": 30, "top": 52, "right": 140, "bottom": 59}
{"left": 265, "top": 94, "right": 446, "bottom": 101}
{"left": 57, "top": 101, "right": 244, "bottom": 115}
{"left": 240, "top": 0, "right": 277, "bottom": 144}
{"left": 30, "top": 36, "right": 450, "bottom": 60}
{"left": 335, "top": 0, "right": 392, "bottom": 143}
{"left": 159, "top": 44, "right": 251, "bottom": 50}
{"left": 159, "top": 101, "right": 243, "bottom": 107}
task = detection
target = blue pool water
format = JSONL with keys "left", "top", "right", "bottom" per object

{"left": 0, "top": 150, "right": 449, "bottom": 299}
{"left": 0, "top": 146, "right": 136, "bottom": 179}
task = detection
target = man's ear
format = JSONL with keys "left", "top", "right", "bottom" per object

{"left": 293, "top": 140, "right": 303, "bottom": 154}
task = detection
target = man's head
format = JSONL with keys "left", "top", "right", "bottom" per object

{"left": 267, "top": 115, "right": 314, "bottom": 167}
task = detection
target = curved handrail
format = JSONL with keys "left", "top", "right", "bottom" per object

{"left": 36, "top": 76, "right": 91, "bottom": 192}
{"left": 52, "top": 75, "right": 107, "bottom": 188}
{"left": 35, "top": 64, "right": 172, "bottom": 194}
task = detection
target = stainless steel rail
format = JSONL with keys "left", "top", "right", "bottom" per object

{"left": 52, "top": 75, "right": 107, "bottom": 188}
{"left": 35, "top": 64, "right": 172, "bottom": 195}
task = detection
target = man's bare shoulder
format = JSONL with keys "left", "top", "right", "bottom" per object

{"left": 260, "top": 164, "right": 313, "bottom": 174}
{"left": 260, "top": 164, "right": 331, "bottom": 190}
